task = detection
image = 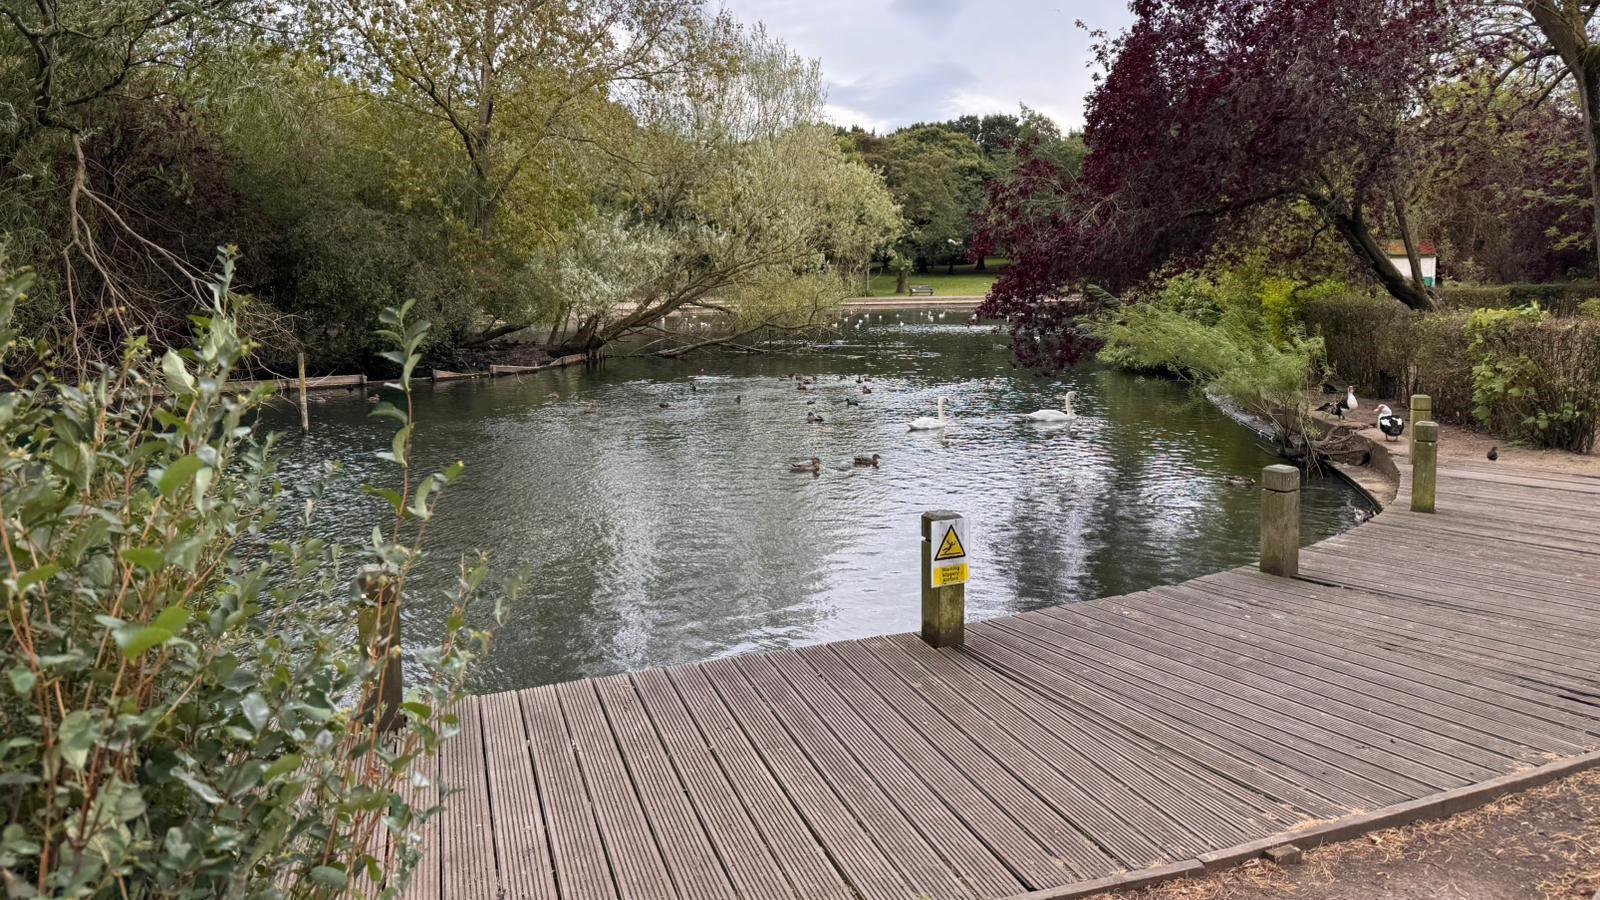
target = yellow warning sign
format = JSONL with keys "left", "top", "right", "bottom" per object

{"left": 935, "top": 526, "right": 966, "bottom": 561}
{"left": 933, "top": 563, "right": 968, "bottom": 586}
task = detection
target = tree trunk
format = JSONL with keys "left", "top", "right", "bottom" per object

{"left": 946, "top": 260, "right": 954, "bottom": 275}
{"left": 1527, "top": 2, "right": 1600, "bottom": 275}
{"left": 1314, "top": 194, "right": 1433, "bottom": 311}
{"left": 1392, "top": 186, "right": 1427, "bottom": 292}
{"left": 974, "top": 256, "right": 986, "bottom": 272}
{"left": 896, "top": 267, "right": 908, "bottom": 294}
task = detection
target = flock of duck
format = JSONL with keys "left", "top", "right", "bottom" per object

{"left": 767, "top": 371, "right": 1083, "bottom": 475}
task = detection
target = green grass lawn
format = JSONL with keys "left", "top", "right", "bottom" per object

{"left": 864, "top": 259, "right": 1008, "bottom": 297}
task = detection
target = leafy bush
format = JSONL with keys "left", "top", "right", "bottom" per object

{"left": 1302, "top": 294, "right": 1600, "bottom": 453}
{"left": 1435, "top": 282, "right": 1600, "bottom": 316}
{"left": 0, "top": 251, "right": 496, "bottom": 896}
{"left": 1096, "top": 303, "right": 1324, "bottom": 443}
{"left": 1578, "top": 298, "right": 1600, "bottom": 318}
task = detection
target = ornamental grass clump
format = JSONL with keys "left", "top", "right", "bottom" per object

{"left": 0, "top": 249, "right": 499, "bottom": 897}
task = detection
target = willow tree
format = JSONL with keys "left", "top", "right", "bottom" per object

{"left": 525, "top": 29, "right": 900, "bottom": 356}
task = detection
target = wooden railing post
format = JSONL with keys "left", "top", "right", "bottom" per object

{"left": 357, "top": 566, "right": 404, "bottom": 732}
{"left": 921, "top": 511, "right": 969, "bottom": 648}
{"left": 1409, "top": 393, "right": 1432, "bottom": 456}
{"left": 1411, "top": 421, "right": 1439, "bottom": 513}
{"left": 1259, "top": 465, "right": 1301, "bottom": 578}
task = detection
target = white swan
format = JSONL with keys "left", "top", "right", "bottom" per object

{"left": 1025, "top": 391, "right": 1079, "bottom": 423}
{"left": 909, "top": 397, "right": 950, "bottom": 431}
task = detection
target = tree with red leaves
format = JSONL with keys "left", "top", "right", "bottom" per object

{"left": 979, "top": 0, "right": 1454, "bottom": 366}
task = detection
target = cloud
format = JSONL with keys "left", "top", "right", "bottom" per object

{"left": 888, "top": 0, "right": 968, "bottom": 22}
{"left": 828, "top": 63, "right": 978, "bottom": 130}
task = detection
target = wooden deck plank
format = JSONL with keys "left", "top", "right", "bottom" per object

{"left": 817, "top": 638, "right": 1129, "bottom": 878}
{"left": 788, "top": 643, "right": 1091, "bottom": 891}
{"left": 1126, "top": 586, "right": 1569, "bottom": 762}
{"left": 695, "top": 656, "right": 971, "bottom": 899}
{"left": 519, "top": 685, "right": 619, "bottom": 900}
{"left": 736, "top": 652, "right": 1015, "bottom": 897}
{"left": 984, "top": 614, "right": 1454, "bottom": 797}
{"left": 590, "top": 675, "right": 742, "bottom": 900}
{"left": 554, "top": 680, "right": 679, "bottom": 899}
{"left": 630, "top": 667, "right": 842, "bottom": 900}
{"left": 1183, "top": 573, "right": 1600, "bottom": 741}
{"left": 669, "top": 664, "right": 910, "bottom": 900}
{"left": 478, "top": 691, "right": 559, "bottom": 899}
{"left": 439, "top": 697, "right": 501, "bottom": 899}
{"left": 398, "top": 739, "right": 441, "bottom": 900}
{"left": 870, "top": 634, "right": 1296, "bottom": 839}
{"left": 1044, "top": 597, "right": 1511, "bottom": 777}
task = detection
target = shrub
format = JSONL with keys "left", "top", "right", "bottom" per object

{"left": 1301, "top": 294, "right": 1600, "bottom": 453}
{"left": 1096, "top": 303, "right": 1324, "bottom": 443}
{"left": 1435, "top": 282, "right": 1600, "bottom": 316}
{"left": 1578, "top": 298, "right": 1600, "bottom": 318}
{"left": 0, "top": 251, "right": 497, "bottom": 896}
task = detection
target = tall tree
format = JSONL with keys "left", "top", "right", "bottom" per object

{"left": 984, "top": 0, "right": 1452, "bottom": 330}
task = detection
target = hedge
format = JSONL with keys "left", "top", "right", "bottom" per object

{"left": 1300, "top": 294, "right": 1600, "bottom": 452}
{"left": 1435, "top": 282, "right": 1600, "bottom": 316}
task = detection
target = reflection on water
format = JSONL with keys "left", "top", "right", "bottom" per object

{"left": 267, "top": 309, "right": 1375, "bottom": 693}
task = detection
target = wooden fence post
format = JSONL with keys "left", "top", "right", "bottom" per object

{"left": 296, "top": 351, "right": 310, "bottom": 433}
{"left": 921, "top": 511, "right": 968, "bottom": 648}
{"left": 1409, "top": 394, "right": 1431, "bottom": 456}
{"left": 1411, "top": 420, "right": 1438, "bottom": 513}
{"left": 1260, "top": 464, "right": 1301, "bottom": 578}
{"left": 357, "top": 566, "right": 404, "bottom": 732}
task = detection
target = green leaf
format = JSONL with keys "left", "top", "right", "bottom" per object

{"left": 119, "top": 548, "right": 164, "bottom": 572}
{"left": 14, "top": 563, "right": 58, "bottom": 594}
{"left": 263, "top": 753, "right": 303, "bottom": 781}
{"left": 369, "top": 401, "right": 408, "bottom": 425}
{"left": 158, "top": 455, "right": 206, "bottom": 499}
{"left": 152, "top": 606, "right": 190, "bottom": 632}
{"left": 7, "top": 667, "right": 35, "bottom": 696}
{"left": 118, "top": 626, "right": 174, "bottom": 660}
{"left": 58, "top": 711, "right": 100, "bottom": 770}
{"left": 309, "top": 865, "right": 347, "bottom": 889}
{"left": 173, "top": 769, "right": 223, "bottom": 805}
{"left": 240, "top": 692, "right": 270, "bottom": 732}
{"left": 161, "top": 350, "right": 195, "bottom": 396}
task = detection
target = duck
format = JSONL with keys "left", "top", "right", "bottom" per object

{"left": 807, "top": 412, "right": 825, "bottom": 424}
{"left": 853, "top": 453, "right": 881, "bottom": 467}
{"left": 797, "top": 382, "right": 809, "bottom": 391}
{"left": 1487, "top": 446, "right": 1499, "bottom": 461}
{"left": 1375, "top": 404, "right": 1405, "bottom": 441}
{"left": 734, "top": 395, "right": 742, "bottom": 404}
{"left": 1225, "top": 474, "right": 1256, "bottom": 487}
{"left": 862, "top": 387, "right": 873, "bottom": 395}
{"left": 1024, "top": 391, "right": 1079, "bottom": 423}
{"left": 844, "top": 397, "right": 861, "bottom": 407}
{"left": 789, "top": 457, "right": 822, "bottom": 474}
{"left": 658, "top": 401, "right": 670, "bottom": 409}
{"left": 1316, "top": 386, "right": 1359, "bottom": 418}
{"left": 909, "top": 397, "right": 950, "bottom": 431}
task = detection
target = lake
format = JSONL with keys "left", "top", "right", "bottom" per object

{"left": 269, "top": 309, "right": 1375, "bottom": 693}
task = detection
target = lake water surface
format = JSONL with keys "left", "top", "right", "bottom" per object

{"left": 270, "top": 309, "right": 1375, "bottom": 693}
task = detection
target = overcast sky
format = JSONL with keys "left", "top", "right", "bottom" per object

{"left": 714, "top": 0, "right": 1134, "bottom": 134}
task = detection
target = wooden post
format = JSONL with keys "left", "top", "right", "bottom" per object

{"left": 921, "top": 510, "right": 966, "bottom": 648}
{"left": 1259, "top": 464, "right": 1301, "bottom": 578}
{"left": 297, "top": 351, "right": 309, "bottom": 433}
{"left": 357, "top": 567, "right": 404, "bottom": 732}
{"left": 1409, "top": 393, "right": 1431, "bottom": 456}
{"left": 1411, "top": 420, "right": 1438, "bottom": 513}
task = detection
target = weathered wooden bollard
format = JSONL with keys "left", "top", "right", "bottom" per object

{"left": 357, "top": 566, "right": 404, "bottom": 732}
{"left": 1259, "top": 465, "right": 1301, "bottom": 578}
{"left": 1411, "top": 420, "right": 1438, "bottom": 513}
{"left": 921, "top": 511, "right": 969, "bottom": 648}
{"left": 1409, "top": 393, "right": 1432, "bottom": 456}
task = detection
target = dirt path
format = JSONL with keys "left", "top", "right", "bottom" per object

{"left": 1315, "top": 394, "right": 1600, "bottom": 477}
{"left": 1130, "top": 770, "right": 1600, "bottom": 900}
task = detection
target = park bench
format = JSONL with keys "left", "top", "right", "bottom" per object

{"left": 909, "top": 284, "right": 934, "bottom": 296}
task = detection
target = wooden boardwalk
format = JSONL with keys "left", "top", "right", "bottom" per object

{"left": 410, "top": 462, "right": 1600, "bottom": 899}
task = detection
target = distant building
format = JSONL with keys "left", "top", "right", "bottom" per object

{"left": 1383, "top": 239, "right": 1438, "bottom": 287}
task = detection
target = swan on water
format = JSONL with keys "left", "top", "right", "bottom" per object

{"left": 909, "top": 397, "right": 950, "bottom": 431}
{"left": 1024, "top": 391, "right": 1078, "bottom": 423}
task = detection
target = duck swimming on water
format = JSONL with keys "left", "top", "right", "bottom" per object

{"left": 789, "top": 457, "right": 822, "bottom": 473}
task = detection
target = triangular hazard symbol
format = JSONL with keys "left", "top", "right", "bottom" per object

{"left": 935, "top": 526, "right": 966, "bottom": 561}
